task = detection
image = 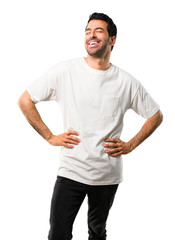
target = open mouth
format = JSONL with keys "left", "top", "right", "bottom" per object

{"left": 88, "top": 40, "right": 101, "bottom": 48}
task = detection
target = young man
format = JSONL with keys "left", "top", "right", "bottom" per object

{"left": 18, "top": 13, "right": 163, "bottom": 240}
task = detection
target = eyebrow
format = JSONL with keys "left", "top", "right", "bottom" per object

{"left": 85, "top": 27, "right": 105, "bottom": 32}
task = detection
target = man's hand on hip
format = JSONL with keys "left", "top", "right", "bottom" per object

{"left": 103, "top": 111, "right": 163, "bottom": 157}
{"left": 103, "top": 138, "right": 132, "bottom": 157}
{"left": 48, "top": 130, "right": 81, "bottom": 148}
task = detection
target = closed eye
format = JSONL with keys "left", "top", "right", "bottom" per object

{"left": 85, "top": 31, "right": 91, "bottom": 35}
{"left": 96, "top": 30, "right": 103, "bottom": 33}
{"left": 95, "top": 28, "right": 104, "bottom": 33}
{"left": 85, "top": 27, "right": 105, "bottom": 35}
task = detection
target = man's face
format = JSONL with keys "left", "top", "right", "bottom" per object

{"left": 85, "top": 20, "right": 115, "bottom": 58}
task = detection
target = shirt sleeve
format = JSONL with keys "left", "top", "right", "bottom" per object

{"left": 27, "top": 65, "right": 60, "bottom": 103}
{"left": 131, "top": 82, "right": 160, "bottom": 119}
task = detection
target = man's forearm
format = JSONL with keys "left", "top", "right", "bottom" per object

{"left": 103, "top": 110, "right": 163, "bottom": 157}
{"left": 128, "top": 110, "right": 163, "bottom": 151}
{"left": 18, "top": 90, "right": 53, "bottom": 142}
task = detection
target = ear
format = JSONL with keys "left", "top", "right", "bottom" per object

{"left": 110, "top": 36, "right": 116, "bottom": 47}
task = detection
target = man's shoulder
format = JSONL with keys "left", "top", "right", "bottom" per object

{"left": 56, "top": 57, "right": 82, "bottom": 67}
{"left": 113, "top": 64, "right": 132, "bottom": 78}
{"left": 111, "top": 64, "right": 142, "bottom": 90}
{"left": 50, "top": 57, "right": 82, "bottom": 72}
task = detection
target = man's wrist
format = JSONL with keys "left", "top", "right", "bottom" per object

{"left": 45, "top": 132, "right": 54, "bottom": 144}
{"left": 128, "top": 140, "right": 136, "bottom": 152}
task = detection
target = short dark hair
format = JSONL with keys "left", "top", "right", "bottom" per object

{"left": 87, "top": 12, "right": 117, "bottom": 51}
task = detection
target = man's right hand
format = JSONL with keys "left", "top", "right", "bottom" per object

{"left": 48, "top": 130, "right": 81, "bottom": 148}
{"left": 18, "top": 90, "right": 81, "bottom": 148}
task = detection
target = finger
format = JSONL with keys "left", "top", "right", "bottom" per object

{"left": 65, "top": 139, "right": 80, "bottom": 145}
{"left": 67, "top": 135, "right": 81, "bottom": 143}
{"left": 63, "top": 143, "right": 74, "bottom": 148}
{"left": 110, "top": 151, "right": 123, "bottom": 157}
{"left": 67, "top": 130, "right": 79, "bottom": 136}
{"left": 104, "top": 138, "right": 117, "bottom": 143}
{"left": 103, "top": 143, "right": 116, "bottom": 148}
{"left": 104, "top": 142, "right": 120, "bottom": 147}
{"left": 105, "top": 148, "right": 117, "bottom": 154}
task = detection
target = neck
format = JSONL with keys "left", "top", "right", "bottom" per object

{"left": 84, "top": 53, "right": 111, "bottom": 71}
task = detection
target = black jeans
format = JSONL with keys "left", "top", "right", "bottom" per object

{"left": 48, "top": 176, "right": 119, "bottom": 240}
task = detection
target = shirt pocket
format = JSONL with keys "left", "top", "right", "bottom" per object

{"left": 100, "top": 96, "right": 120, "bottom": 119}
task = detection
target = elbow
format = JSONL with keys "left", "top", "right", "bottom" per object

{"left": 157, "top": 109, "right": 163, "bottom": 126}
{"left": 18, "top": 93, "right": 27, "bottom": 111}
{"left": 18, "top": 90, "right": 33, "bottom": 111}
{"left": 159, "top": 110, "right": 163, "bottom": 124}
{"left": 18, "top": 94, "right": 24, "bottom": 110}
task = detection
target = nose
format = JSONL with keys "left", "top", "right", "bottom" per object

{"left": 89, "top": 30, "right": 97, "bottom": 39}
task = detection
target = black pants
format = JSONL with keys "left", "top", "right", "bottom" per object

{"left": 48, "top": 176, "right": 119, "bottom": 240}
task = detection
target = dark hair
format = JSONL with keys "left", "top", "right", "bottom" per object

{"left": 87, "top": 12, "right": 117, "bottom": 51}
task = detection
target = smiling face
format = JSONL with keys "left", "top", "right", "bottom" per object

{"left": 85, "top": 20, "right": 115, "bottom": 58}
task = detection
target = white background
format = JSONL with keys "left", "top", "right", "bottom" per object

{"left": 0, "top": 0, "right": 174, "bottom": 239}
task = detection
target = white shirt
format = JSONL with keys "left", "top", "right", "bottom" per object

{"left": 27, "top": 57, "right": 160, "bottom": 185}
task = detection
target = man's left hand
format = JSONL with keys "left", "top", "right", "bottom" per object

{"left": 103, "top": 138, "right": 132, "bottom": 157}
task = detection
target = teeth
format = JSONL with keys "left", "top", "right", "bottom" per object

{"left": 90, "top": 42, "right": 97, "bottom": 45}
